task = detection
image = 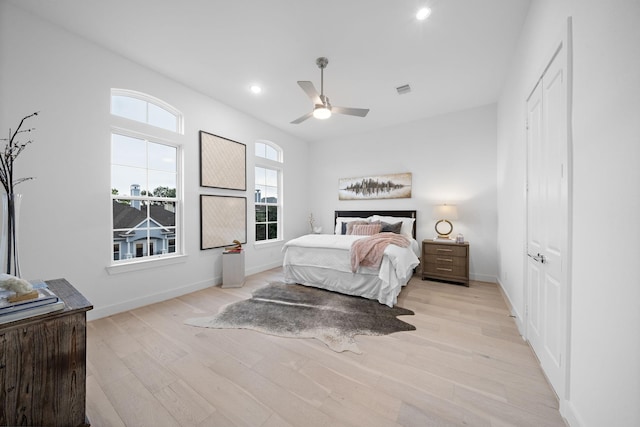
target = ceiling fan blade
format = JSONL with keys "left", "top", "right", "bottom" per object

{"left": 290, "top": 111, "right": 313, "bottom": 124}
{"left": 297, "top": 81, "right": 322, "bottom": 104}
{"left": 331, "top": 106, "right": 370, "bottom": 117}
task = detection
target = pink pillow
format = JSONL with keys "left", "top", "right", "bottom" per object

{"left": 349, "top": 223, "right": 382, "bottom": 236}
{"left": 345, "top": 220, "right": 370, "bottom": 235}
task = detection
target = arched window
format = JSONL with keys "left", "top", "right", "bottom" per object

{"left": 110, "top": 89, "right": 183, "bottom": 264}
{"left": 255, "top": 141, "right": 283, "bottom": 243}
{"left": 111, "top": 89, "right": 183, "bottom": 133}
{"left": 255, "top": 140, "right": 281, "bottom": 162}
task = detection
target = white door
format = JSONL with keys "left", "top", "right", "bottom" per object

{"left": 526, "top": 44, "right": 569, "bottom": 398}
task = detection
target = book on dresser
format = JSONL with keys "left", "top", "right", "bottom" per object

{"left": 0, "top": 281, "right": 65, "bottom": 324}
{"left": 0, "top": 300, "right": 65, "bottom": 324}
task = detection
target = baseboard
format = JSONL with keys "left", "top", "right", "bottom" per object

{"left": 90, "top": 262, "right": 283, "bottom": 321}
{"left": 87, "top": 277, "right": 219, "bottom": 321}
{"left": 246, "top": 260, "right": 282, "bottom": 276}
{"left": 561, "top": 399, "right": 583, "bottom": 427}
{"left": 470, "top": 273, "right": 497, "bottom": 283}
{"left": 496, "top": 276, "right": 525, "bottom": 337}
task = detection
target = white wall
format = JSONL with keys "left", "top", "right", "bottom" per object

{"left": 497, "top": 0, "right": 640, "bottom": 425}
{"left": 308, "top": 105, "right": 499, "bottom": 282}
{"left": 570, "top": 1, "right": 640, "bottom": 425}
{"left": 0, "top": 3, "right": 310, "bottom": 320}
{"left": 496, "top": 0, "right": 572, "bottom": 330}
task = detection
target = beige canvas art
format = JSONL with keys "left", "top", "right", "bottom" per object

{"left": 199, "top": 131, "right": 246, "bottom": 190}
{"left": 200, "top": 195, "right": 246, "bottom": 249}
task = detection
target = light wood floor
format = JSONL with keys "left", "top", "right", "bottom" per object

{"left": 86, "top": 268, "right": 566, "bottom": 426}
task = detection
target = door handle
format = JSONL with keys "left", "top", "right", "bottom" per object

{"left": 528, "top": 252, "right": 546, "bottom": 264}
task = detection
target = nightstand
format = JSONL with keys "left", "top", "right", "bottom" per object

{"left": 421, "top": 239, "right": 469, "bottom": 286}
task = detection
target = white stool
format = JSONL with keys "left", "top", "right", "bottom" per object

{"left": 222, "top": 250, "right": 245, "bottom": 288}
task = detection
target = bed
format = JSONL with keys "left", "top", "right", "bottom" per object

{"left": 282, "top": 210, "right": 420, "bottom": 307}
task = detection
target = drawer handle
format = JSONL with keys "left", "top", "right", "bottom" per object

{"left": 437, "top": 267, "right": 453, "bottom": 272}
{"left": 436, "top": 248, "right": 453, "bottom": 252}
{"left": 436, "top": 258, "right": 453, "bottom": 262}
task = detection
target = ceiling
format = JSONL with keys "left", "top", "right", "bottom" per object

{"left": 10, "top": 0, "right": 531, "bottom": 143}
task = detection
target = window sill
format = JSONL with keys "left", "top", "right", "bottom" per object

{"left": 253, "top": 239, "right": 284, "bottom": 249}
{"left": 106, "top": 254, "right": 187, "bottom": 275}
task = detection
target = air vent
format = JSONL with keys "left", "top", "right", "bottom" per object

{"left": 396, "top": 84, "right": 411, "bottom": 95}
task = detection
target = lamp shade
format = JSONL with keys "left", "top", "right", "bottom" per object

{"left": 433, "top": 204, "right": 458, "bottom": 220}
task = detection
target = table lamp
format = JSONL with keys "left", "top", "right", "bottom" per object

{"left": 433, "top": 204, "right": 458, "bottom": 239}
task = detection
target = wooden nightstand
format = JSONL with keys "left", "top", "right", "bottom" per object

{"left": 422, "top": 239, "right": 469, "bottom": 286}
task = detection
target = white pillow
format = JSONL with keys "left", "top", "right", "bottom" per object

{"left": 369, "top": 215, "right": 415, "bottom": 237}
{"left": 334, "top": 217, "right": 369, "bottom": 234}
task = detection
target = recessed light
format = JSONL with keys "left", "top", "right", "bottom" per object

{"left": 250, "top": 85, "right": 262, "bottom": 94}
{"left": 416, "top": 7, "right": 431, "bottom": 20}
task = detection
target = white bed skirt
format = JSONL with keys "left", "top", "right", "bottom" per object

{"left": 283, "top": 262, "right": 413, "bottom": 308}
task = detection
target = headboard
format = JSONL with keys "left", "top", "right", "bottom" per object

{"left": 334, "top": 210, "right": 417, "bottom": 239}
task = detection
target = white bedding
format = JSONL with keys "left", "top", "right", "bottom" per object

{"left": 282, "top": 234, "right": 420, "bottom": 307}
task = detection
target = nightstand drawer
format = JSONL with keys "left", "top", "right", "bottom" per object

{"left": 424, "top": 262, "right": 467, "bottom": 277}
{"left": 424, "top": 244, "right": 467, "bottom": 257}
{"left": 424, "top": 254, "right": 467, "bottom": 267}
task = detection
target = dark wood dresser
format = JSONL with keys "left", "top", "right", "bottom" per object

{"left": 0, "top": 279, "right": 93, "bottom": 426}
{"left": 422, "top": 239, "right": 470, "bottom": 286}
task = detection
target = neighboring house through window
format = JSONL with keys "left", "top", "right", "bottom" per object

{"left": 255, "top": 141, "right": 282, "bottom": 242}
{"left": 110, "top": 89, "right": 183, "bottom": 262}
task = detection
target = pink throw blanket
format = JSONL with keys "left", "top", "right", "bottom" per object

{"left": 350, "top": 233, "right": 411, "bottom": 272}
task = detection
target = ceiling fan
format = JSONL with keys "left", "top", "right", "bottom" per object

{"left": 291, "top": 57, "right": 370, "bottom": 124}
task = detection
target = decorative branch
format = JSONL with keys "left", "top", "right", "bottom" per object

{"left": 309, "top": 213, "right": 315, "bottom": 233}
{"left": 0, "top": 112, "right": 38, "bottom": 195}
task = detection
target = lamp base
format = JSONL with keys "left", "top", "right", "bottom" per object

{"left": 434, "top": 235, "right": 454, "bottom": 241}
{"left": 434, "top": 219, "right": 453, "bottom": 238}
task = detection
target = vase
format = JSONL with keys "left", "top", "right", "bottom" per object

{"left": 0, "top": 193, "right": 22, "bottom": 277}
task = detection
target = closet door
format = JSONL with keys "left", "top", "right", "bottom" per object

{"left": 526, "top": 43, "right": 569, "bottom": 398}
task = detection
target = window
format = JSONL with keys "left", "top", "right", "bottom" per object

{"left": 255, "top": 141, "right": 282, "bottom": 243}
{"left": 255, "top": 166, "right": 279, "bottom": 241}
{"left": 255, "top": 141, "right": 280, "bottom": 161}
{"left": 111, "top": 90, "right": 182, "bottom": 263}
{"left": 111, "top": 89, "right": 182, "bottom": 133}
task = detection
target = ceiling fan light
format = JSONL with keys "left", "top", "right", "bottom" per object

{"left": 313, "top": 106, "right": 331, "bottom": 119}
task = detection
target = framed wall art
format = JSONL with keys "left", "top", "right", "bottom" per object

{"left": 200, "top": 195, "right": 247, "bottom": 250}
{"left": 338, "top": 172, "right": 412, "bottom": 200}
{"left": 199, "top": 131, "right": 246, "bottom": 190}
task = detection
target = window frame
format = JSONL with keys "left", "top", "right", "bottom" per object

{"left": 254, "top": 141, "right": 283, "bottom": 245}
{"left": 109, "top": 89, "right": 184, "bottom": 270}
{"left": 110, "top": 128, "right": 182, "bottom": 265}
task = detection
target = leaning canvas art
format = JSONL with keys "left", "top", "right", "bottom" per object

{"left": 338, "top": 172, "right": 412, "bottom": 200}
{"left": 200, "top": 195, "right": 246, "bottom": 249}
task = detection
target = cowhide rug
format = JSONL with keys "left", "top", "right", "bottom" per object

{"left": 184, "top": 282, "right": 416, "bottom": 353}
